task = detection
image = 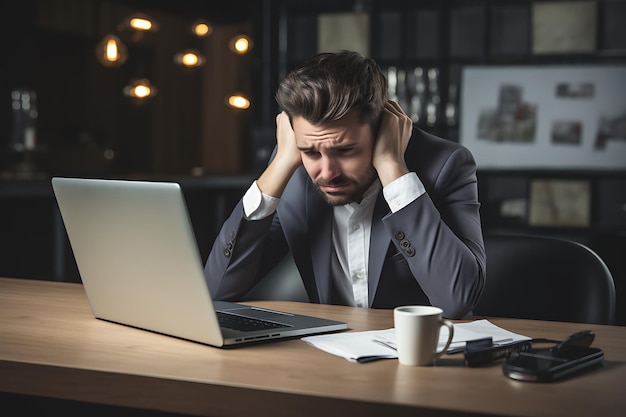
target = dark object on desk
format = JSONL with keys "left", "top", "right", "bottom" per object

{"left": 458, "top": 330, "right": 596, "bottom": 368}
{"left": 463, "top": 339, "right": 533, "bottom": 367}
{"left": 475, "top": 233, "right": 616, "bottom": 324}
{"left": 503, "top": 331, "right": 603, "bottom": 382}
{"left": 446, "top": 337, "right": 530, "bottom": 367}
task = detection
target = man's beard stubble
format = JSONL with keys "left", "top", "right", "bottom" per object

{"left": 313, "top": 166, "right": 377, "bottom": 206}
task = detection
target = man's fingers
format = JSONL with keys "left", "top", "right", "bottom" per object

{"left": 276, "top": 111, "right": 288, "bottom": 126}
{"left": 385, "top": 100, "right": 405, "bottom": 115}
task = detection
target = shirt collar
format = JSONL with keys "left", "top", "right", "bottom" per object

{"left": 336, "top": 179, "right": 380, "bottom": 215}
{"left": 355, "top": 179, "right": 381, "bottom": 207}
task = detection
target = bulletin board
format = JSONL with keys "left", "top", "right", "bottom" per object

{"left": 459, "top": 65, "right": 626, "bottom": 169}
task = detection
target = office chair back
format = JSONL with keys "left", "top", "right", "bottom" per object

{"left": 474, "top": 233, "right": 616, "bottom": 325}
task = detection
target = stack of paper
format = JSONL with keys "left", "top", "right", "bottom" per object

{"left": 301, "top": 319, "right": 531, "bottom": 363}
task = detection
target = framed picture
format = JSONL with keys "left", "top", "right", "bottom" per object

{"left": 460, "top": 65, "right": 626, "bottom": 169}
{"left": 532, "top": 1, "right": 597, "bottom": 55}
{"left": 528, "top": 179, "right": 591, "bottom": 227}
{"left": 317, "top": 13, "right": 370, "bottom": 56}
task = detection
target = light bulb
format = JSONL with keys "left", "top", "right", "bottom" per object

{"left": 174, "top": 49, "right": 206, "bottom": 67}
{"left": 122, "top": 13, "right": 158, "bottom": 33}
{"left": 192, "top": 21, "right": 213, "bottom": 37}
{"left": 226, "top": 94, "right": 250, "bottom": 109}
{"left": 229, "top": 35, "right": 253, "bottom": 54}
{"left": 95, "top": 34, "right": 127, "bottom": 67}
{"left": 123, "top": 78, "right": 157, "bottom": 99}
{"left": 129, "top": 17, "right": 153, "bottom": 31}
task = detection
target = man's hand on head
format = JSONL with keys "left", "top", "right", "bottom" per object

{"left": 256, "top": 112, "right": 303, "bottom": 198}
{"left": 275, "top": 111, "right": 303, "bottom": 171}
{"left": 372, "top": 101, "right": 412, "bottom": 187}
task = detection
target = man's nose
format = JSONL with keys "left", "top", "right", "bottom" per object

{"left": 319, "top": 156, "right": 339, "bottom": 180}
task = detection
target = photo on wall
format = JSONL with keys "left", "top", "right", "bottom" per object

{"left": 532, "top": 1, "right": 597, "bottom": 55}
{"left": 475, "top": 84, "right": 537, "bottom": 143}
{"left": 528, "top": 179, "right": 591, "bottom": 227}
{"left": 460, "top": 65, "right": 626, "bottom": 169}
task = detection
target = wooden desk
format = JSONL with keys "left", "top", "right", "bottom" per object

{"left": 1, "top": 277, "right": 624, "bottom": 417}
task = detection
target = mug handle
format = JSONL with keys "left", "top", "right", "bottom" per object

{"left": 434, "top": 320, "right": 455, "bottom": 359}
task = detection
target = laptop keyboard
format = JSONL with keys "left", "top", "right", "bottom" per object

{"left": 217, "top": 311, "right": 290, "bottom": 332}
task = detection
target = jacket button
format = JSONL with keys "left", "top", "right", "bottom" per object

{"left": 224, "top": 249, "right": 231, "bottom": 258}
{"left": 400, "top": 239, "right": 410, "bottom": 249}
{"left": 405, "top": 247, "right": 416, "bottom": 257}
{"left": 394, "top": 231, "right": 405, "bottom": 240}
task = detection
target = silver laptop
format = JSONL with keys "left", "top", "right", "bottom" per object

{"left": 51, "top": 177, "right": 347, "bottom": 347}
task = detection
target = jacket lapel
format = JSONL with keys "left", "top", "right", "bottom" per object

{"left": 306, "top": 182, "right": 334, "bottom": 304}
{"left": 368, "top": 192, "right": 391, "bottom": 306}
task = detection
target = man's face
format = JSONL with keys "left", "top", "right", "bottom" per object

{"left": 292, "top": 112, "right": 377, "bottom": 206}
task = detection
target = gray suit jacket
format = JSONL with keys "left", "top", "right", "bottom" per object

{"left": 205, "top": 127, "right": 486, "bottom": 319}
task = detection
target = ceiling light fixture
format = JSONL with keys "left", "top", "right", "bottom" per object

{"left": 123, "top": 78, "right": 157, "bottom": 99}
{"left": 126, "top": 14, "right": 158, "bottom": 32}
{"left": 229, "top": 35, "right": 253, "bottom": 55}
{"left": 192, "top": 21, "right": 213, "bottom": 37}
{"left": 95, "top": 34, "right": 128, "bottom": 67}
{"left": 174, "top": 49, "right": 206, "bottom": 67}
{"left": 226, "top": 94, "right": 251, "bottom": 109}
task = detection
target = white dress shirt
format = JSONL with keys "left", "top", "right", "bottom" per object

{"left": 242, "top": 172, "right": 425, "bottom": 307}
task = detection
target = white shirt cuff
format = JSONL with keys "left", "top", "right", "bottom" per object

{"left": 383, "top": 172, "right": 425, "bottom": 213}
{"left": 243, "top": 180, "right": 280, "bottom": 220}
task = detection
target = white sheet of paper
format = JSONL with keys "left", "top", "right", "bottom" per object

{"left": 301, "top": 319, "right": 531, "bottom": 363}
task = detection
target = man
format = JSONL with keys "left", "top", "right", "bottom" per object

{"left": 205, "top": 51, "right": 485, "bottom": 319}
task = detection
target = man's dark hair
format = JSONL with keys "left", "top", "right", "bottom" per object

{"left": 275, "top": 50, "right": 387, "bottom": 132}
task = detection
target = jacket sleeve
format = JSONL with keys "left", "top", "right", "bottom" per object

{"left": 382, "top": 145, "right": 486, "bottom": 319}
{"left": 203, "top": 200, "right": 289, "bottom": 300}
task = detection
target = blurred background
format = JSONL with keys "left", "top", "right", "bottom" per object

{"left": 1, "top": 0, "right": 625, "bottom": 323}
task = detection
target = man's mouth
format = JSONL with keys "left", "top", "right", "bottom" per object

{"left": 319, "top": 182, "right": 351, "bottom": 194}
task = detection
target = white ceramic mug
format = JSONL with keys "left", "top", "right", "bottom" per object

{"left": 394, "top": 305, "right": 455, "bottom": 366}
